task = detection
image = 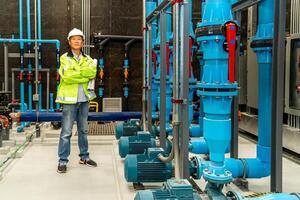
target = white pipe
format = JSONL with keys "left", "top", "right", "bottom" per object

{"left": 290, "top": 0, "right": 294, "bottom": 34}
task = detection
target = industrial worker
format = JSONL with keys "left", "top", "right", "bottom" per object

{"left": 55, "top": 28, "right": 97, "bottom": 173}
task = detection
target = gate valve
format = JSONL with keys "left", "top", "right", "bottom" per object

{"left": 19, "top": 72, "right": 23, "bottom": 81}
{"left": 27, "top": 73, "right": 32, "bottom": 81}
{"left": 99, "top": 69, "right": 104, "bottom": 80}
{"left": 222, "top": 21, "right": 238, "bottom": 83}
{"left": 124, "top": 68, "right": 129, "bottom": 79}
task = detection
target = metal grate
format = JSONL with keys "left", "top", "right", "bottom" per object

{"left": 102, "top": 98, "right": 122, "bottom": 112}
{"left": 291, "top": 0, "right": 300, "bottom": 35}
{"left": 75, "top": 122, "right": 116, "bottom": 135}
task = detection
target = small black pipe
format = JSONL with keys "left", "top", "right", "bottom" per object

{"left": 93, "top": 34, "right": 143, "bottom": 41}
{"left": 99, "top": 38, "right": 110, "bottom": 51}
{"left": 124, "top": 39, "right": 136, "bottom": 51}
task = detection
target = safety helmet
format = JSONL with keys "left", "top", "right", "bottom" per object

{"left": 67, "top": 28, "right": 85, "bottom": 40}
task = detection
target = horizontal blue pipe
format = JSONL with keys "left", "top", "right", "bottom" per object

{"left": 19, "top": 112, "right": 142, "bottom": 122}
{"left": 189, "top": 124, "right": 202, "bottom": 137}
{"left": 225, "top": 158, "right": 270, "bottom": 179}
{"left": 0, "top": 38, "right": 60, "bottom": 49}
{"left": 190, "top": 139, "right": 229, "bottom": 154}
{"left": 196, "top": 158, "right": 268, "bottom": 179}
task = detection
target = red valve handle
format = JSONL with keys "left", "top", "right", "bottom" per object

{"left": 152, "top": 49, "right": 157, "bottom": 75}
{"left": 226, "top": 23, "right": 237, "bottom": 83}
{"left": 166, "top": 44, "right": 171, "bottom": 75}
{"left": 189, "top": 37, "right": 193, "bottom": 78}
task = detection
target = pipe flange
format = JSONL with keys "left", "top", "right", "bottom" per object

{"left": 239, "top": 158, "right": 247, "bottom": 179}
{"left": 250, "top": 39, "right": 273, "bottom": 48}
{"left": 195, "top": 25, "right": 223, "bottom": 37}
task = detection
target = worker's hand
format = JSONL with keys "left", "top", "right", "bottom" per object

{"left": 88, "top": 79, "right": 95, "bottom": 91}
{"left": 93, "top": 59, "right": 98, "bottom": 66}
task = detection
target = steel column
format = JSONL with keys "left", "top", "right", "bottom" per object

{"left": 146, "top": 0, "right": 172, "bottom": 23}
{"left": 173, "top": 1, "right": 181, "bottom": 179}
{"left": 271, "top": 0, "right": 286, "bottom": 193}
{"left": 147, "top": 25, "right": 153, "bottom": 132}
{"left": 160, "top": 11, "right": 167, "bottom": 149}
{"left": 12, "top": 71, "right": 15, "bottom": 100}
{"left": 231, "top": 11, "right": 241, "bottom": 159}
{"left": 142, "top": 0, "right": 147, "bottom": 131}
{"left": 46, "top": 71, "right": 50, "bottom": 112}
{"left": 178, "top": 0, "right": 190, "bottom": 179}
{"left": 4, "top": 44, "right": 8, "bottom": 92}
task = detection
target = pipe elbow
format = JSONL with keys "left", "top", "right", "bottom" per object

{"left": 189, "top": 139, "right": 209, "bottom": 154}
{"left": 225, "top": 158, "right": 270, "bottom": 179}
{"left": 244, "top": 158, "right": 270, "bottom": 178}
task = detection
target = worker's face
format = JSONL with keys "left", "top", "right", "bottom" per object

{"left": 68, "top": 36, "right": 84, "bottom": 51}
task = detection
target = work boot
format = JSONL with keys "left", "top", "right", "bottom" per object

{"left": 79, "top": 158, "right": 97, "bottom": 167}
{"left": 57, "top": 164, "right": 67, "bottom": 173}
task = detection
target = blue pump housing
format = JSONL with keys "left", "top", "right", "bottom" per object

{"left": 119, "top": 131, "right": 172, "bottom": 158}
{"left": 115, "top": 120, "right": 141, "bottom": 139}
{"left": 119, "top": 132, "right": 156, "bottom": 158}
{"left": 124, "top": 148, "right": 172, "bottom": 183}
{"left": 134, "top": 179, "right": 201, "bottom": 200}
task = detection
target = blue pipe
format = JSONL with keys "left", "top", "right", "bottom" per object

{"left": 37, "top": 0, "right": 42, "bottom": 40}
{"left": 0, "top": 39, "right": 60, "bottom": 48}
{"left": 196, "top": 0, "right": 237, "bottom": 184}
{"left": 188, "top": 0, "right": 274, "bottom": 181}
{"left": 19, "top": 112, "right": 142, "bottom": 122}
{"left": 190, "top": 139, "right": 230, "bottom": 155}
{"left": 123, "top": 59, "right": 129, "bottom": 98}
{"left": 146, "top": 0, "right": 158, "bottom": 120}
{"left": 18, "top": 0, "right": 26, "bottom": 133}
{"left": 26, "top": 0, "right": 31, "bottom": 45}
{"left": 221, "top": 0, "right": 274, "bottom": 179}
{"left": 50, "top": 93, "right": 54, "bottom": 112}
{"left": 192, "top": 0, "right": 273, "bottom": 181}
{"left": 26, "top": 0, "right": 33, "bottom": 112}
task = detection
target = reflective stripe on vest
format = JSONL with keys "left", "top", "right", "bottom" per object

{"left": 56, "top": 96, "right": 77, "bottom": 102}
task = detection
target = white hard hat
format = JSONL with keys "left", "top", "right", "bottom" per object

{"left": 67, "top": 28, "right": 85, "bottom": 40}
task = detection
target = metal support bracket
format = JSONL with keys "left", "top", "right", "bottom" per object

{"left": 232, "top": 0, "right": 261, "bottom": 12}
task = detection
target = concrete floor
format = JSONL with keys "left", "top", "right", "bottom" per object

{"left": 0, "top": 128, "right": 299, "bottom": 200}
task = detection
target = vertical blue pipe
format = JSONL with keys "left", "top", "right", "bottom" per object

{"left": 196, "top": 0, "right": 237, "bottom": 184}
{"left": 123, "top": 59, "right": 129, "bottom": 98}
{"left": 17, "top": 0, "right": 26, "bottom": 132}
{"left": 27, "top": 0, "right": 32, "bottom": 112}
{"left": 165, "top": 6, "right": 172, "bottom": 131}
{"left": 50, "top": 93, "right": 54, "bottom": 112}
{"left": 252, "top": 0, "right": 274, "bottom": 172}
{"left": 214, "top": 0, "right": 274, "bottom": 179}
{"left": 147, "top": 0, "right": 158, "bottom": 119}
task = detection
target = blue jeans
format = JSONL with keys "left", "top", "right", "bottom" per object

{"left": 58, "top": 102, "right": 89, "bottom": 165}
